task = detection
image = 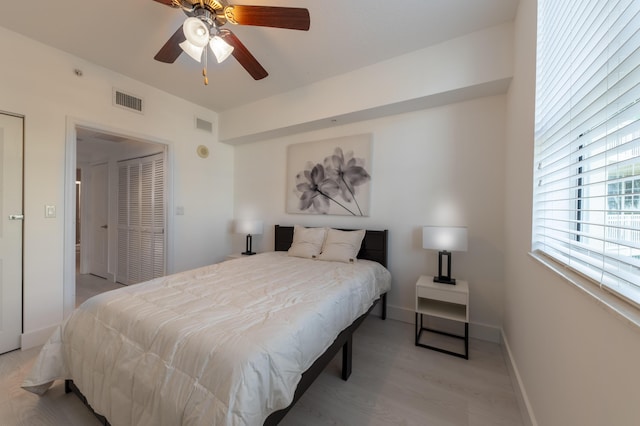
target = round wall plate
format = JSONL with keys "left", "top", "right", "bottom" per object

{"left": 196, "top": 145, "right": 209, "bottom": 158}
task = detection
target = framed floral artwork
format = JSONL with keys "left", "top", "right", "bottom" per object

{"left": 286, "top": 134, "right": 372, "bottom": 216}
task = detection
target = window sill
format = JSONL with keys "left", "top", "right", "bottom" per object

{"left": 529, "top": 251, "right": 640, "bottom": 332}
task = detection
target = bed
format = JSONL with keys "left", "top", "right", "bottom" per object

{"left": 22, "top": 225, "right": 390, "bottom": 425}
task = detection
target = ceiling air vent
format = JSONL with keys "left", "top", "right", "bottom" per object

{"left": 113, "top": 89, "right": 144, "bottom": 114}
{"left": 195, "top": 117, "right": 214, "bottom": 133}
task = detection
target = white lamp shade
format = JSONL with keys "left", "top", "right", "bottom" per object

{"left": 182, "top": 17, "right": 210, "bottom": 47}
{"left": 235, "top": 220, "right": 264, "bottom": 236}
{"left": 422, "top": 226, "right": 468, "bottom": 252}
{"left": 209, "top": 36, "right": 234, "bottom": 63}
{"left": 179, "top": 40, "right": 205, "bottom": 62}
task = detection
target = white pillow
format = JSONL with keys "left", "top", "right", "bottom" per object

{"left": 288, "top": 226, "right": 328, "bottom": 259}
{"left": 318, "top": 228, "right": 366, "bottom": 263}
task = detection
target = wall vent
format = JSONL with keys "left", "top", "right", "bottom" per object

{"left": 113, "top": 89, "right": 144, "bottom": 114}
{"left": 195, "top": 117, "right": 214, "bottom": 133}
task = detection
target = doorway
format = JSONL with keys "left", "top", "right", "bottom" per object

{"left": 65, "top": 123, "right": 169, "bottom": 316}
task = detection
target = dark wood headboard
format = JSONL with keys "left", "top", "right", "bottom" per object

{"left": 274, "top": 225, "right": 388, "bottom": 268}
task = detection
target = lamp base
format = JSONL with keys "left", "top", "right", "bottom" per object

{"left": 434, "top": 250, "right": 456, "bottom": 285}
{"left": 433, "top": 276, "right": 456, "bottom": 285}
{"left": 242, "top": 234, "right": 256, "bottom": 256}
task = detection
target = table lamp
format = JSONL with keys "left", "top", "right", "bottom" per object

{"left": 422, "top": 226, "right": 468, "bottom": 285}
{"left": 235, "top": 220, "right": 263, "bottom": 255}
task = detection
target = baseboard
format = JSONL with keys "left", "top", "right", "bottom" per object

{"left": 386, "top": 304, "right": 501, "bottom": 343}
{"left": 500, "top": 330, "right": 537, "bottom": 426}
{"left": 468, "top": 321, "right": 501, "bottom": 343}
{"left": 21, "top": 324, "right": 59, "bottom": 350}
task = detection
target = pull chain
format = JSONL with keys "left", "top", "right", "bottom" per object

{"left": 203, "top": 47, "right": 209, "bottom": 85}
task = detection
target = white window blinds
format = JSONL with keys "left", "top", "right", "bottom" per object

{"left": 533, "top": 0, "right": 640, "bottom": 306}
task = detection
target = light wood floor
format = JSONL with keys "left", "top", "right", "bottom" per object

{"left": 1, "top": 277, "right": 524, "bottom": 425}
{"left": 75, "top": 273, "right": 124, "bottom": 307}
{"left": 281, "top": 318, "right": 524, "bottom": 426}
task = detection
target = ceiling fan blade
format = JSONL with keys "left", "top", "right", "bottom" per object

{"left": 151, "top": 0, "right": 178, "bottom": 7}
{"left": 154, "top": 26, "right": 186, "bottom": 63}
{"left": 224, "top": 6, "right": 310, "bottom": 31}
{"left": 220, "top": 30, "right": 268, "bottom": 80}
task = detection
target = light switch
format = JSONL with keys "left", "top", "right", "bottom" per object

{"left": 45, "top": 205, "right": 56, "bottom": 218}
{"left": 176, "top": 206, "right": 184, "bottom": 215}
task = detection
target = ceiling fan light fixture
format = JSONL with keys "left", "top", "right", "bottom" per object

{"left": 182, "top": 17, "right": 210, "bottom": 47}
{"left": 179, "top": 40, "right": 205, "bottom": 62}
{"left": 153, "top": 2, "right": 310, "bottom": 80}
{"left": 209, "top": 35, "right": 234, "bottom": 63}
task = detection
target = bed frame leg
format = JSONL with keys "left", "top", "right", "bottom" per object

{"left": 341, "top": 335, "right": 352, "bottom": 381}
{"left": 382, "top": 293, "right": 387, "bottom": 320}
{"left": 64, "top": 379, "right": 111, "bottom": 426}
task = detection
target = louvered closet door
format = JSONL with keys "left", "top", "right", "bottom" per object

{"left": 117, "top": 153, "right": 165, "bottom": 285}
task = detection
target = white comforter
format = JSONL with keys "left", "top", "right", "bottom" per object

{"left": 22, "top": 252, "right": 391, "bottom": 426}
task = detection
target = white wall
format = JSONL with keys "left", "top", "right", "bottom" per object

{"left": 230, "top": 23, "right": 515, "bottom": 340}
{"left": 220, "top": 23, "right": 513, "bottom": 144}
{"left": 0, "top": 26, "right": 234, "bottom": 347}
{"left": 233, "top": 95, "right": 507, "bottom": 339}
{"left": 504, "top": 1, "right": 640, "bottom": 425}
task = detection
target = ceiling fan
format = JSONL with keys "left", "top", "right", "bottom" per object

{"left": 152, "top": 0, "right": 310, "bottom": 82}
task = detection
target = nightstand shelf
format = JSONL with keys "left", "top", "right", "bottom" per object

{"left": 416, "top": 298, "right": 466, "bottom": 322}
{"left": 415, "top": 275, "right": 469, "bottom": 359}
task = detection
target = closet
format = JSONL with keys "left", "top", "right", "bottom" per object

{"left": 117, "top": 153, "right": 165, "bottom": 285}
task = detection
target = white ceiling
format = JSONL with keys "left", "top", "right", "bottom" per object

{"left": 0, "top": 0, "right": 519, "bottom": 112}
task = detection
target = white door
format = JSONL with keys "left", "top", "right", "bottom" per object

{"left": 0, "top": 113, "right": 23, "bottom": 354}
{"left": 89, "top": 162, "right": 108, "bottom": 279}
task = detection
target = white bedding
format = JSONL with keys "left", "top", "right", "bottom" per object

{"left": 22, "top": 252, "right": 391, "bottom": 426}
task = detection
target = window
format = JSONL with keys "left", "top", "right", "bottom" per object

{"left": 533, "top": 0, "right": 640, "bottom": 306}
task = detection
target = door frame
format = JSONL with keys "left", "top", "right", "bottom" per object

{"left": 63, "top": 117, "right": 174, "bottom": 318}
{"left": 0, "top": 110, "right": 24, "bottom": 353}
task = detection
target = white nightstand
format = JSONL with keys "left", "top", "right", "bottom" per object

{"left": 415, "top": 275, "right": 469, "bottom": 359}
